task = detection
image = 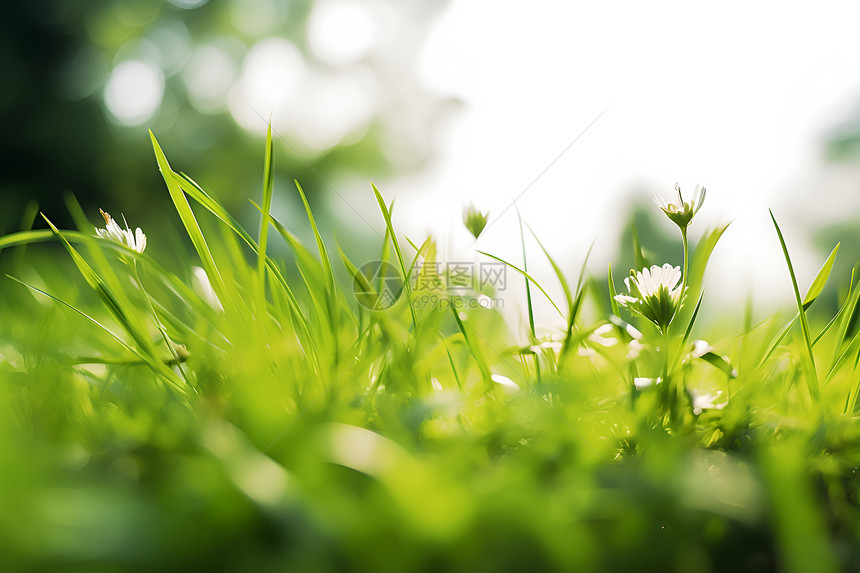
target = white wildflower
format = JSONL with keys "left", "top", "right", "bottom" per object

{"left": 589, "top": 324, "right": 618, "bottom": 347}
{"left": 192, "top": 266, "right": 223, "bottom": 312}
{"left": 615, "top": 264, "right": 685, "bottom": 333}
{"left": 691, "top": 340, "right": 714, "bottom": 359}
{"left": 690, "top": 390, "right": 727, "bottom": 415}
{"left": 95, "top": 209, "right": 146, "bottom": 254}
{"left": 634, "top": 376, "right": 662, "bottom": 390}
{"left": 627, "top": 339, "right": 645, "bottom": 360}
{"left": 653, "top": 183, "right": 706, "bottom": 230}
{"left": 491, "top": 374, "right": 520, "bottom": 395}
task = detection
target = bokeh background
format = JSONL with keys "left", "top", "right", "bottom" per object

{"left": 4, "top": 0, "right": 860, "bottom": 324}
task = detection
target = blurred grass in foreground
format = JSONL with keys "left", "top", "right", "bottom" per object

{"left": 1, "top": 129, "right": 860, "bottom": 572}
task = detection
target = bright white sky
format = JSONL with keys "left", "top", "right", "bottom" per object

{"left": 385, "top": 0, "right": 860, "bottom": 326}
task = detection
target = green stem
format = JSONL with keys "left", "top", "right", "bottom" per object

{"left": 681, "top": 227, "right": 689, "bottom": 299}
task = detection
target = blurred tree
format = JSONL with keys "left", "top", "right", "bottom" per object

{"left": 0, "top": 0, "right": 451, "bottom": 240}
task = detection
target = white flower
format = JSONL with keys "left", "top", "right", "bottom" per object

{"left": 634, "top": 376, "right": 662, "bottom": 390}
{"left": 529, "top": 340, "right": 564, "bottom": 354}
{"left": 589, "top": 324, "right": 618, "bottom": 347}
{"left": 691, "top": 340, "right": 714, "bottom": 359}
{"left": 690, "top": 390, "right": 727, "bottom": 415}
{"left": 653, "top": 183, "right": 706, "bottom": 230}
{"left": 95, "top": 209, "right": 146, "bottom": 253}
{"left": 626, "top": 339, "right": 645, "bottom": 359}
{"left": 491, "top": 374, "right": 520, "bottom": 395}
{"left": 614, "top": 264, "right": 684, "bottom": 332}
{"left": 192, "top": 266, "right": 223, "bottom": 312}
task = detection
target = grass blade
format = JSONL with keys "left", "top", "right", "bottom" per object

{"left": 476, "top": 251, "right": 564, "bottom": 319}
{"left": 371, "top": 183, "right": 417, "bottom": 328}
{"left": 608, "top": 263, "right": 620, "bottom": 317}
{"left": 770, "top": 209, "right": 819, "bottom": 401}
{"left": 150, "top": 131, "right": 230, "bottom": 313}
{"left": 802, "top": 243, "right": 839, "bottom": 311}
{"left": 257, "top": 123, "right": 275, "bottom": 287}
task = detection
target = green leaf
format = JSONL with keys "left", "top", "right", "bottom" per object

{"left": 699, "top": 351, "right": 736, "bottom": 378}
{"left": 802, "top": 243, "right": 839, "bottom": 311}
{"left": 687, "top": 223, "right": 730, "bottom": 296}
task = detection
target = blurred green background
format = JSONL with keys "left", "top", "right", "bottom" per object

{"left": 0, "top": 0, "right": 450, "bottom": 242}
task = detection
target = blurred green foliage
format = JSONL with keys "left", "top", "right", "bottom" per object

{"left": 1, "top": 135, "right": 860, "bottom": 571}
{"left": 0, "top": 0, "right": 443, "bottom": 243}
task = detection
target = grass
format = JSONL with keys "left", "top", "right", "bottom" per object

{"left": 1, "top": 129, "right": 860, "bottom": 572}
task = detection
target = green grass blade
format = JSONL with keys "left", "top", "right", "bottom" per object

{"left": 681, "top": 292, "right": 704, "bottom": 345}
{"left": 406, "top": 236, "right": 433, "bottom": 281}
{"left": 608, "top": 263, "right": 620, "bottom": 317}
{"left": 257, "top": 123, "right": 275, "bottom": 287}
{"left": 6, "top": 275, "right": 142, "bottom": 360}
{"left": 517, "top": 211, "right": 541, "bottom": 383}
{"left": 802, "top": 243, "right": 839, "bottom": 311}
{"left": 476, "top": 251, "right": 564, "bottom": 319}
{"left": 770, "top": 209, "right": 819, "bottom": 401}
{"left": 150, "top": 131, "right": 230, "bottom": 313}
{"left": 7, "top": 274, "right": 188, "bottom": 396}
{"left": 834, "top": 266, "right": 860, "bottom": 352}
{"left": 450, "top": 304, "right": 491, "bottom": 382}
{"left": 295, "top": 181, "right": 337, "bottom": 298}
{"left": 631, "top": 220, "right": 648, "bottom": 270}
{"left": 10, "top": 200, "right": 38, "bottom": 268}
{"left": 759, "top": 315, "right": 798, "bottom": 368}
{"left": 684, "top": 223, "right": 730, "bottom": 314}
{"left": 526, "top": 222, "right": 572, "bottom": 312}
{"left": 371, "top": 183, "right": 417, "bottom": 328}
{"left": 811, "top": 301, "right": 845, "bottom": 347}
{"left": 41, "top": 214, "right": 154, "bottom": 356}
{"left": 517, "top": 212, "right": 537, "bottom": 340}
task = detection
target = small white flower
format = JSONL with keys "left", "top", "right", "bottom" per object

{"left": 653, "top": 183, "right": 706, "bottom": 230}
{"left": 615, "top": 264, "right": 684, "bottom": 332}
{"left": 691, "top": 340, "right": 714, "bottom": 359}
{"left": 95, "top": 209, "right": 146, "bottom": 254}
{"left": 627, "top": 339, "right": 645, "bottom": 359}
{"left": 690, "top": 390, "right": 727, "bottom": 415}
{"left": 192, "top": 266, "right": 223, "bottom": 311}
{"left": 529, "top": 341, "right": 564, "bottom": 354}
{"left": 594, "top": 324, "right": 613, "bottom": 336}
{"left": 491, "top": 374, "right": 520, "bottom": 395}
{"left": 589, "top": 324, "right": 618, "bottom": 347}
{"left": 634, "top": 376, "right": 662, "bottom": 390}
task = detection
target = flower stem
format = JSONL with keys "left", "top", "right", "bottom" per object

{"left": 681, "top": 227, "right": 689, "bottom": 299}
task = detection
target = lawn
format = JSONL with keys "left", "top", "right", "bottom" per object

{"left": 1, "top": 127, "right": 859, "bottom": 572}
